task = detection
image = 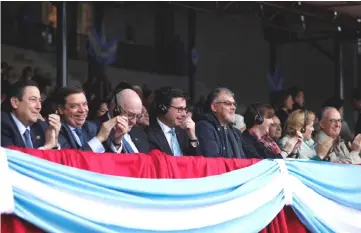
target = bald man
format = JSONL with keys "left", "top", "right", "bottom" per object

{"left": 314, "top": 107, "right": 361, "bottom": 164}
{"left": 93, "top": 88, "right": 150, "bottom": 153}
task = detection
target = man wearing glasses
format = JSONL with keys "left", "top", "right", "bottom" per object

{"left": 146, "top": 86, "right": 199, "bottom": 156}
{"left": 315, "top": 107, "right": 361, "bottom": 164}
{"left": 196, "top": 87, "right": 246, "bottom": 159}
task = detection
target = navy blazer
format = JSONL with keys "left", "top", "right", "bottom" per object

{"left": 92, "top": 112, "right": 150, "bottom": 153}
{"left": 1, "top": 111, "right": 48, "bottom": 148}
{"left": 146, "top": 120, "right": 200, "bottom": 156}
{"left": 59, "top": 119, "right": 107, "bottom": 151}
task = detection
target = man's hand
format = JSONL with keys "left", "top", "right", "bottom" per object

{"left": 351, "top": 134, "right": 361, "bottom": 153}
{"left": 317, "top": 137, "right": 334, "bottom": 159}
{"left": 43, "top": 114, "right": 61, "bottom": 149}
{"left": 181, "top": 116, "right": 196, "bottom": 139}
{"left": 96, "top": 117, "right": 118, "bottom": 143}
{"left": 113, "top": 116, "right": 129, "bottom": 144}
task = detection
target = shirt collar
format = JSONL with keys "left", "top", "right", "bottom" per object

{"left": 157, "top": 117, "right": 172, "bottom": 134}
{"left": 10, "top": 113, "right": 30, "bottom": 135}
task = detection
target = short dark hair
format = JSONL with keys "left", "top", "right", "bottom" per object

{"left": 289, "top": 86, "right": 303, "bottom": 100}
{"left": 55, "top": 86, "right": 85, "bottom": 107}
{"left": 154, "top": 86, "right": 187, "bottom": 115}
{"left": 323, "top": 96, "right": 344, "bottom": 110}
{"left": 204, "top": 87, "right": 234, "bottom": 113}
{"left": 8, "top": 80, "right": 39, "bottom": 101}
{"left": 244, "top": 103, "right": 275, "bottom": 129}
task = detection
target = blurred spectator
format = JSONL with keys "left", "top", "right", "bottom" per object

{"left": 233, "top": 114, "right": 246, "bottom": 133}
{"left": 133, "top": 85, "right": 143, "bottom": 100}
{"left": 323, "top": 96, "right": 353, "bottom": 143}
{"left": 353, "top": 88, "right": 361, "bottom": 136}
{"left": 275, "top": 89, "right": 293, "bottom": 128}
{"left": 137, "top": 106, "right": 150, "bottom": 128}
{"left": 88, "top": 99, "right": 109, "bottom": 120}
{"left": 21, "top": 66, "right": 33, "bottom": 81}
{"left": 269, "top": 115, "right": 282, "bottom": 142}
{"left": 289, "top": 86, "right": 305, "bottom": 111}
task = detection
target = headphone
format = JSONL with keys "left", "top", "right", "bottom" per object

{"left": 300, "top": 110, "right": 308, "bottom": 133}
{"left": 250, "top": 103, "right": 264, "bottom": 125}
{"left": 113, "top": 88, "right": 122, "bottom": 116}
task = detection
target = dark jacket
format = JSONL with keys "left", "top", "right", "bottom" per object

{"left": 195, "top": 113, "right": 246, "bottom": 158}
{"left": 146, "top": 119, "right": 199, "bottom": 156}
{"left": 242, "top": 130, "right": 283, "bottom": 159}
{"left": 92, "top": 112, "right": 150, "bottom": 153}
{"left": 1, "top": 111, "right": 49, "bottom": 148}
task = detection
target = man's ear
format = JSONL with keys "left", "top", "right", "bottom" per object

{"left": 10, "top": 97, "right": 19, "bottom": 110}
{"left": 319, "top": 119, "right": 324, "bottom": 129}
{"left": 210, "top": 102, "right": 217, "bottom": 112}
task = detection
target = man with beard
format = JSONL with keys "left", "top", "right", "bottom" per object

{"left": 56, "top": 87, "right": 127, "bottom": 153}
{"left": 146, "top": 86, "right": 199, "bottom": 156}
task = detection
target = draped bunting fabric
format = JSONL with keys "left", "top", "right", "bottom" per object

{"left": 5, "top": 147, "right": 360, "bottom": 232}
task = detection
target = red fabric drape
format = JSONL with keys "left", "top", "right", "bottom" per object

{"left": 1, "top": 147, "right": 307, "bottom": 233}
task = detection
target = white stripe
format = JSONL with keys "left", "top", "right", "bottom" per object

{"left": 290, "top": 175, "right": 361, "bottom": 233}
{"left": 0, "top": 147, "right": 14, "bottom": 214}
{"left": 10, "top": 169, "right": 285, "bottom": 231}
{"left": 276, "top": 160, "right": 293, "bottom": 206}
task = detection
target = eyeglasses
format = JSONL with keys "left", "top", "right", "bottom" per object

{"left": 119, "top": 105, "right": 143, "bottom": 120}
{"left": 170, "top": 105, "right": 188, "bottom": 113}
{"left": 328, "top": 119, "right": 342, "bottom": 124}
{"left": 214, "top": 101, "right": 237, "bottom": 108}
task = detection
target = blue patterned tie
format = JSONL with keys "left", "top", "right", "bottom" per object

{"left": 122, "top": 138, "right": 134, "bottom": 153}
{"left": 74, "top": 128, "right": 86, "bottom": 146}
{"left": 23, "top": 129, "right": 33, "bottom": 148}
{"left": 169, "top": 128, "right": 183, "bottom": 156}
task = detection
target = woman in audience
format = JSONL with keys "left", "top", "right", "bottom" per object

{"left": 275, "top": 89, "right": 293, "bottom": 128}
{"left": 279, "top": 109, "right": 330, "bottom": 160}
{"left": 137, "top": 106, "right": 150, "bottom": 128}
{"left": 269, "top": 115, "right": 282, "bottom": 143}
{"left": 242, "top": 103, "right": 301, "bottom": 159}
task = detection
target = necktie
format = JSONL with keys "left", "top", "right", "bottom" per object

{"left": 23, "top": 129, "right": 33, "bottom": 148}
{"left": 169, "top": 128, "right": 182, "bottom": 156}
{"left": 122, "top": 137, "right": 134, "bottom": 153}
{"left": 74, "top": 128, "right": 86, "bottom": 146}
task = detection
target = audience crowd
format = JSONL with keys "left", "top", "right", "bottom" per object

{"left": 2, "top": 62, "right": 361, "bottom": 165}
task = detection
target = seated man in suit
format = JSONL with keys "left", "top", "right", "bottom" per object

{"left": 195, "top": 87, "right": 246, "bottom": 158}
{"left": 56, "top": 86, "right": 127, "bottom": 153}
{"left": 93, "top": 88, "right": 150, "bottom": 153}
{"left": 146, "top": 86, "right": 199, "bottom": 156}
{"left": 1, "top": 80, "right": 61, "bottom": 149}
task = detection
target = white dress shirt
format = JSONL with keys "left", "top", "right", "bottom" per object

{"left": 157, "top": 118, "right": 173, "bottom": 149}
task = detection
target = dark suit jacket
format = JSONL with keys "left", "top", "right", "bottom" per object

{"left": 1, "top": 111, "right": 48, "bottom": 148}
{"left": 92, "top": 112, "right": 150, "bottom": 153}
{"left": 59, "top": 119, "right": 112, "bottom": 152}
{"left": 146, "top": 119, "right": 200, "bottom": 156}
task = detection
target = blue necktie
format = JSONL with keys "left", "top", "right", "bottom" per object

{"left": 74, "top": 128, "right": 86, "bottom": 146}
{"left": 169, "top": 128, "right": 182, "bottom": 156}
{"left": 23, "top": 129, "right": 33, "bottom": 148}
{"left": 122, "top": 138, "right": 134, "bottom": 153}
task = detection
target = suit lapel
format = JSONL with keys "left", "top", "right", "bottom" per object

{"left": 7, "top": 112, "right": 26, "bottom": 147}
{"left": 175, "top": 127, "right": 185, "bottom": 154}
{"left": 153, "top": 122, "right": 173, "bottom": 155}
{"left": 61, "top": 119, "right": 79, "bottom": 149}
{"left": 30, "top": 123, "right": 44, "bottom": 148}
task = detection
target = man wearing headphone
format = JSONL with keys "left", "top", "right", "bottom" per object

{"left": 146, "top": 86, "right": 199, "bottom": 156}
{"left": 93, "top": 86, "right": 150, "bottom": 154}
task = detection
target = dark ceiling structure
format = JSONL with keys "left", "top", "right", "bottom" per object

{"left": 167, "top": 1, "right": 361, "bottom": 43}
